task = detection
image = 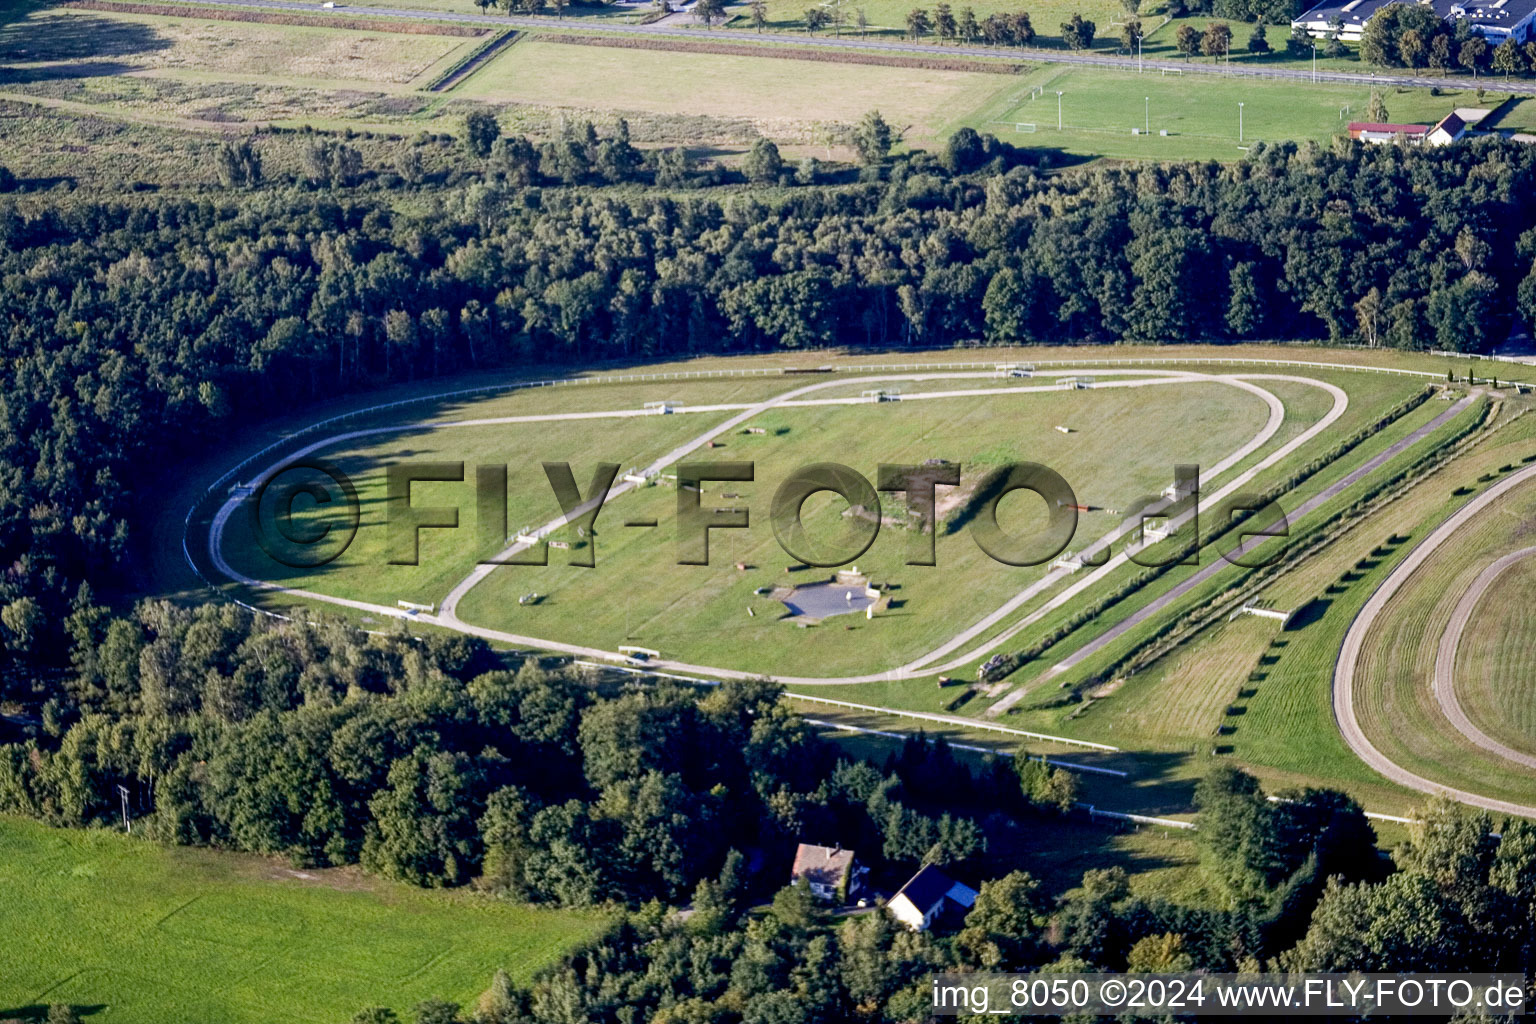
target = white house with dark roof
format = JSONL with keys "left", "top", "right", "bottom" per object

{"left": 886, "top": 864, "right": 978, "bottom": 931}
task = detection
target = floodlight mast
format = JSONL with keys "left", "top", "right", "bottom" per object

{"left": 1057, "top": 90, "right": 1064, "bottom": 129}
{"left": 1239, "top": 101, "right": 1245, "bottom": 142}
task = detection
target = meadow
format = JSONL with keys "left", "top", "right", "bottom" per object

{"left": 0, "top": 8, "right": 477, "bottom": 88}
{"left": 454, "top": 37, "right": 1019, "bottom": 146}
{"left": 0, "top": 817, "right": 603, "bottom": 1024}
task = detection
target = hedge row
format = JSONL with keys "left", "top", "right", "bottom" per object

{"left": 424, "top": 27, "right": 519, "bottom": 91}
{"left": 981, "top": 384, "right": 1438, "bottom": 686}
{"left": 64, "top": 0, "right": 488, "bottom": 35}
{"left": 1073, "top": 393, "right": 1498, "bottom": 700}
{"left": 542, "top": 32, "right": 1027, "bottom": 73}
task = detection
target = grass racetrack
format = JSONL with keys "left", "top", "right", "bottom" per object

{"left": 187, "top": 349, "right": 1536, "bottom": 819}
{"left": 1455, "top": 559, "right": 1536, "bottom": 757}
{"left": 1349, "top": 470, "right": 1536, "bottom": 809}
{"left": 358, "top": 375, "right": 1270, "bottom": 675}
{"left": 0, "top": 817, "right": 603, "bottom": 1024}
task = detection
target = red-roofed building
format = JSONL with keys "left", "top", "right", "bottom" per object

{"left": 1347, "top": 121, "right": 1431, "bottom": 145}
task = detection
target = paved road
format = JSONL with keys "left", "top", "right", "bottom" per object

{"left": 1040, "top": 393, "right": 1477, "bottom": 681}
{"left": 175, "top": 0, "right": 1536, "bottom": 97}
{"left": 1433, "top": 545, "right": 1536, "bottom": 773}
{"left": 1332, "top": 462, "right": 1536, "bottom": 819}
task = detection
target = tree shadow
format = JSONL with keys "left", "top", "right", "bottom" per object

{"left": 0, "top": 9, "right": 172, "bottom": 78}
{"left": 0, "top": 1005, "right": 108, "bottom": 1022}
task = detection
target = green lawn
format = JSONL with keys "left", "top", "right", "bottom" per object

{"left": 963, "top": 67, "right": 1485, "bottom": 160}
{"left": 1456, "top": 556, "right": 1536, "bottom": 755}
{"left": 220, "top": 409, "right": 738, "bottom": 611}
{"left": 452, "top": 377, "right": 1271, "bottom": 674}
{"left": 1351, "top": 460, "right": 1536, "bottom": 807}
{"left": 0, "top": 817, "right": 604, "bottom": 1024}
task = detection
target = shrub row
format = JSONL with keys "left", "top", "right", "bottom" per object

{"left": 1075, "top": 393, "right": 1498, "bottom": 698}
{"left": 982, "top": 384, "right": 1437, "bottom": 686}
{"left": 64, "top": 0, "right": 488, "bottom": 35}
{"left": 542, "top": 32, "right": 1027, "bottom": 73}
{"left": 424, "top": 28, "right": 520, "bottom": 91}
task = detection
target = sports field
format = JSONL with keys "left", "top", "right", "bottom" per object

{"left": 964, "top": 67, "right": 1483, "bottom": 160}
{"left": 0, "top": 816, "right": 603, "bottom": 1024}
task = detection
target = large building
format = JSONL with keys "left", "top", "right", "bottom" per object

{"left": 1345, "top": 111, "right": 1468, "bottom": 146}
{"left": 1293, "top": 0, "right": 1536, "bottom": 43}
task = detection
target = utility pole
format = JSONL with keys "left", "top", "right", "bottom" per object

{"left": 1238, "top": 101, "right": 1245, "bottom": 141}
{"left": 1136, "top": 32, "right": 1144, "bottom": 72}
{"left": 1312, "top": 42, "right": 1318, "bottom": 82}
{"left": 117, "top": 784, "right": 131, "bottom": 834}
{"left": 1057, "top": 90, "right": 1064, "bottom": 130}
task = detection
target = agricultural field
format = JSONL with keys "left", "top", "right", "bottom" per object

{"left": 0, "top": 817, "right": 604, "bottom": 1024}
{"left": 453, "top": 37, "right": 1020, "bottom": 146}
{"left": 0, "top": 7, "right": 479, "bottom": 88}
{"left": 962, "top": 66, "right": 1485, "bottom": 160}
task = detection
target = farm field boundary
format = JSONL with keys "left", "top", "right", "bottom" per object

{"left": 540, "top": 33, "right": 1029, "bottom": 74}
{"left": 65, "top": 0, "right": 489, "bottom": 34}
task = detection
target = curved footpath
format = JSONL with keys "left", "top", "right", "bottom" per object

{"left": 181, "top": 0, "right": 1536, "bottom": 97}
{"left": 1333, "top": 461, "right": 1536, "bottom": 820}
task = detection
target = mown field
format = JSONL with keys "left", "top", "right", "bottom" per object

{"left": 1455, "top": 557, "right": 1536, "bottom": 755}
{"left": 1351, "top": 466, "right": 1536, "bottom": 807}
{"left": 962, "top": 66, "right": 1486, "bottom": 160}
{"left": 0, "top": 817, "right": 603, "bottom": 1024}
{"left": 454, "top": 37, "right": 1020, "bottom": 146}
{"left": 448, "top": 377, "right": 1271, "bottom": 674}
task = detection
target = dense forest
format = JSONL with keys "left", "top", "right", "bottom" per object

{"left": 3, "top": 601, "right": 1534, "bottom": 1024}
{"left": 1, "top": 601, "right": 1051, "bottom": 900}
{"left": 1, "top": 134, "right": 1534, "bottom": 663}
{"left": 3, "top": 119, "right": 1536, "bottom": 1022}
